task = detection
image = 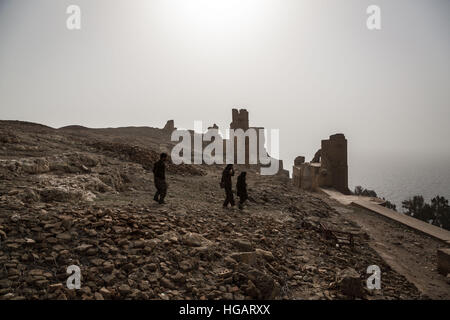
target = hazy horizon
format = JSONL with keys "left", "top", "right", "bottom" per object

{"left": 1, "top": 0, "right": 449, "bottom": 169}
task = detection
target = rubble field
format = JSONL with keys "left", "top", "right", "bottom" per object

{"left": 0, "top": 121, "right": 424, "bottom": 300}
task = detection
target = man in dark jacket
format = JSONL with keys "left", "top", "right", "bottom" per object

{"left": 221, "top": 164, "right": 235, "bottom": 208}
{"left": 153, "top": 153, "right": 168, "bottom": 204}
{"left": 236, "top": 171, "right": 248, "bottom": 210}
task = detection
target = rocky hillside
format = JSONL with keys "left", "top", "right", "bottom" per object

{"left": 0, "top": 121, "right": 422, "bottom": 300}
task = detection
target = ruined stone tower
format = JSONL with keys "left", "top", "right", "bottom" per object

{"left": 229, "top": 109, "right": 251, "bottom": 164}
{"left": 226, "top": 108, "right": 287, "bottom": 176}
{"left": 230, "top": 109, "right": 249, "bottom": 131}
{"left": 320, "top": 134, "right": 349, "bottom": 194}
{"left": 293, "top": 133, "right": 350, "bottom": 194}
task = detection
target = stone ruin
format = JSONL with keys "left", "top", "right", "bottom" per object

{"left": 228, "top": 109, "right": 264, "bottom": 166}
{"left": 163, "top": 120, "right": 176, "bottom": 132}
{"left": 226, "top": 108, "right": 288, "bottom": 176}
{"left": 230, "top": 109, "right": 249, "bottom": 131}
{"left": 293, "top": 133, "right": 350, "bottom": 194}
{"left": 162, "top": 109, "right": 288, "bottom": 176}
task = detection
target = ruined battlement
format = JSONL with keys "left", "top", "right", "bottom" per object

{"left": 320, "top": 133, "right": 349, "bottom": 194}
{"left": 230, "top": 109, "right": 249, "bottom": 130}
{"left": 163, "top": 120, "right": 176, "bottom": 132}
{"left": 165, "top": 109, "right": 288, "bottom": 176}
{"left": 293, "top": 133, "right": 350, "bottom": 194}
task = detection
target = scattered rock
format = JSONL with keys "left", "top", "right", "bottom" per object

{"left": 255, "top": 248, "right": 275, "bottom": 261}
{"left": 0, "top": 122, "right": 424, "bottom": 301}
{"left": 336, "top": 268, "right": 364, "bottom": 298}
{"left": 182, "top": 232, "right": 211, "bottom": 247}
{"left": 232, "top": 239, "right": 253, "bottom": 252}
{"left": 228, "top": 252, "right": 258, "bottom": 266}
{"left": 118, "top": 284, "right": 131, "bottom": 296}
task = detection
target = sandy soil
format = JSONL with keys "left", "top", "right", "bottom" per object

{"left": 320, "top": 194, "right": 450, "bottom": 299}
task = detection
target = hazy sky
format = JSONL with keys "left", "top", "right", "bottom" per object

{"left": 1, "top": 0, "right": 449, "bottom": 169}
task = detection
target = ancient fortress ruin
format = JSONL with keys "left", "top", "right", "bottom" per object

{"left": 229, "top": 109, "right": 266, "bottom": 166}
{"left": 227, "top": 110, "right": 350, "bottom": 189}
{"left": 166, "top": 109, "right": 288, "bottom": 176}
{"left": 293, "top": 133, "right": 350, "bottom": 194}
{"left": 165, "top": 109, "right": 350, "bottom": 185}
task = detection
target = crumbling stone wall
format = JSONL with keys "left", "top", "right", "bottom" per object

{"left": 292, "top": 162, "right": 320, "bottom": 191}
{"left": 163, "top": 120, "right": 175, "bottom": 132}
{"left": 166, "top": 109, "right": 286, "bottom": 174}
{"left": 294, "top": 156, "right": 305, "bottom": 166}
{"left": 227, "top": 109, "right": 265, "bottom": 168}
{"left": 293, "top": 133, "right": 350, "bottom": 194}
{"left": 229, "top": 109, "right": 251, "bottom": 165}
{"left": 230, "top": 109, "right": 249, "bottom": 130}
{"left": 320, "top": 134, "right": 349, "bottom": 194}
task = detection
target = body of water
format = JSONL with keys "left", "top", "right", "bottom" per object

{"left": 348, "top": 154, "right": 450, "bottom": 211}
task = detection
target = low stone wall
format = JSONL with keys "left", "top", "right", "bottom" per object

{"left": 437, "top": 248, "right": 450, "bottom": 276}
{"left": 293, "top": 163, "right": 320, "bottom": 192}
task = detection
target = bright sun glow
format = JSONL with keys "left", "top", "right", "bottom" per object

{"left": 155, "top": 0, "right": 270, "bottom": 33}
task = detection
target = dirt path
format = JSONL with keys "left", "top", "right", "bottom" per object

{"left": 321, "top": 195, "right": 450, "bottom": 299}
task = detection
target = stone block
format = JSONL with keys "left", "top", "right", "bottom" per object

{"left": 437, "top": 248, "right": 450, "bottom": 276}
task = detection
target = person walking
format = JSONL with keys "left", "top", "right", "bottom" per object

{"left": 221, "top": 164, "right": 235, "bottom": 208}
{"left": 153, "top": 153, "right": 168, "bottom": 204}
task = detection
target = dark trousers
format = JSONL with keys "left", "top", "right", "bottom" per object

{"left": 223, "top": 187, "right": 235, "bottom": 207}
{"left": 238, "top": 193, "right": 248, "bottom": 209}
{"left": 154, "top": 178, "right": 167, "bottom": 203}
{"left": 238, "top": 194, "right": 247, "bottom": 204}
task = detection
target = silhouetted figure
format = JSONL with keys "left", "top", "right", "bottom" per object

{"left": 221, "top": 164, "right": 235, "bottom": 208}
{"left": 236, "top": 171, "right": 248, "bottom": 210}
{"left": 153, "top": 153, "right": 168, "bottom": 204}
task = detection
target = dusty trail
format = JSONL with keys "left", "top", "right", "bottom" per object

{"left": 321, "top": 195, "right": 450, "bottom": 299}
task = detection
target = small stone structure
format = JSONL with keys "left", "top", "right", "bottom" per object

{"left": 319, "top": 133, "right": 350, "bottom": 194}
{"left": 437, "top": 248, "right": 450, "bottom": 276}
{"left": 163, "top": 120, "right": 176, "bottom": 132}
{"left": 293, "top": 162, "right": 321, "bottom": 191}
{"left": 293, "top": 133, "right": 350, "bottom": 194}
